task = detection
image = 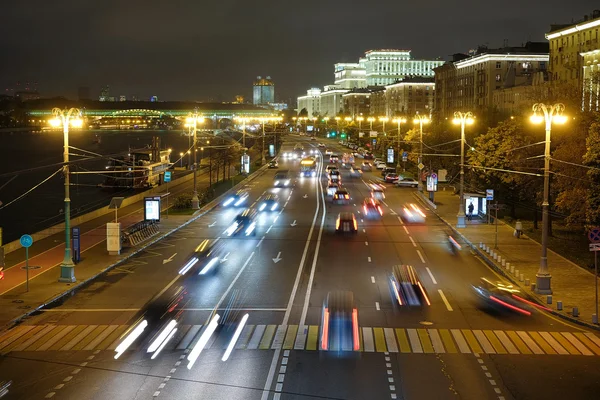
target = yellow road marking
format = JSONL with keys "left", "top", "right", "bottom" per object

{"left": 306, "top": 325, "right": 318, "bottom": 351}
{"left": 259, "top": 325, "right": 277, "bottom": 350}
{"left": 439, "top": 329, "right": 457, "bottom": 353}
{"left": 506, "top": 331, "right": 532, "bottom": 354}
{"left": 50, "top": 325, "right": 86, "bottom": 351}
{"left": 373, "top": 328, "right": 387, "bottom": 352}
{"left": 484, "top": 330, "right": 507, "bottom": 354}
{"left": 529, "top": 332, "right": 556, "bottom": 354}
{"left": 100, "top": 325, "right": 129, "bottom": 350}
{"left": 73, "top": 325, "right": 107, "bottom": 351}
{"left": 461, "top": 329, "right": 483, "bottom": 354}
{"left": 550, "top": 332, "right": 579, "bottom": 355}
{"left": 24, "top": 326, "right": 63, "bottom": 351}
{"left": 573, "top": 333, "right": 600, "bottom": 355}
{"left": 417, "top": 329, "right": 434, "bottom": 353}
{"left": 0, "top": 326, "right": 35, "bottom": 351}
{"left": 395, "top": 329, "right": 411, "bottom": 353}
{"left": 2, "top": 326, "right": 46, "bottom": 353}
{"left": 283, "top": 325, "right": 298, "bottom": 350}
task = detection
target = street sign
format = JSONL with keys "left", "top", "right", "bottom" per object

{"left": 72, "top": 227, "right": 81, "bottom": 263}
{"left": 164, "top": 171, "right": 172, "bottom": 183}
{"left": 370, "top": 131, "right": 378, "bottom": 138}
{"left": 20, "top": 234, "right": 33, "bottom": 248}
{"left": 418, "top": 162, "right": 424, "bottom": 170}
{"left": 486, "top": 189, "right": 494, "bottom": 201}
{"left": 589, "top": 243, "right": 600, "bottom": 252}
{"left": 426, "top": 175, "right": 438, "bottom": 192}
{"left": 402, "top": 151, "right": 408, "bottom": 162}
{"left": 387, "top": 148, "right": 394, "bottom": 163}
{"left": 359, "top": 132, "right": 364, "bottom": 138}
{"left": 588, "top": 227, "right": 600, "bottom": 243}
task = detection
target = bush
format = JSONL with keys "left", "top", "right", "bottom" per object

{"left": 174, "top": 193, "right": 192, "bottom": 209}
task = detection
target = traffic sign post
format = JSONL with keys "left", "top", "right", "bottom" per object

{"left": 20, "top": 234, "right": 33, "bottom": 292}
{"left": 590, "top": 228, "right": 600, "bottom": 324}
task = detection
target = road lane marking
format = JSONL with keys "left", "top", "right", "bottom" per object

{"left": 494, "top": 330, "right": 519, "bottom": 354}
{"left": 438, "top": 289, "right": 453, "bottom": 311}
{"left": 362, "top": 229, "right": 366, "bottom": 233}
{"left": 473, "top": 330, "right": 496, "bottom": 354}
{"left": 539, "top": 332, "right": 568, "bottom": 354}
{"left": 417, "top": 329, "right": 434, "bottom": 353}
{"left": 484, "top": 330, "right": 507, "bottom": 354}
{"left": 439, "top": 329, "right": 457, "bottom": 353}
{"left": 371, "top": 276, "right": 375, "bottom": 283}
{"left": 368, "top": 257, "right": 372, "bottom": 262}
{"left": 461, "top": 329, "right": 483, "bottom": 353}
{"left": 255, "top": 237, "right": 265, "bottom": 248}
{"left": 416, "top": 250, "right": 426, "bottom": 264}
{"left": 365, "top": 241, "right": 369, "bottom": 246}
{"left": 403, "top": 226, "right": 409, "bottom": 234}
{"left": 451, "top": 329, "right": 471, "bottom": 353}
{"left": 506, "top": 331, "right": 532, "bottom": 354}
{"left": 395, "top": 329, "right": 411, "bottom": 353}
{"left": 384, "top": 328, "right": 399, "bottom": 353}
{"left": 398, "top": 216, "right": 404, "bottom": 225}
{"left": 573, "top": 332, "right": 600, "bottom": 355}
{"left": 373, "top": 328, "right": 387, "bottom": 352}
{"left": 425, "top": 267, "right": 437, "bottom": 284}
{"left": 407, "top": 329, "right": 423, "bottom": 353}
{"left": 362, "top": 328, "right": 375, "bottom": 352}
{"left": 428, "top": 329, "right": 445, "bottom": 353}
{"left": 211, "top": 252, "right": 255, "bottom": 321}
{"left": 409, "top": 236, "right": 417, "bottom": 247}
{"left": 375, "top": 302, "right": 380, "bottom": 310}
{"left": 266, "top": 226, "right": 272, "bottom": 234}
{"left": 517, "top": 331, "right": 544, "bottom": 354}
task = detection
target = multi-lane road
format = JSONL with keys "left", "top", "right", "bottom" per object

{"left": 0, "top": 136, "right": 599, "bottom": 400}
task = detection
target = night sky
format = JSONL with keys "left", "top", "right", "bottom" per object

{"left": 1, "top": 1, "right": 597, "bottom": 103}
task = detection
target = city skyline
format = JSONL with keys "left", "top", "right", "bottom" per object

{"left": 0, "top": 1, "right": 597, "bottom": 102}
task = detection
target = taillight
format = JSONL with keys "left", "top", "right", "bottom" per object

{"left": 353, "top": 218, "right": 358, "bottom": 230}
{"left": 345, "top": 195, "right": 349, "bottom": 199}
{"left": 490, "top": 295, "right": 531, "bottom": 316}
{"left": 377, "top": 206, "right": 383, "bottom": 215}
{"left": 321, "top": 308, "right": 330, "bottom": 350}
{"left": 336, "top": 218, "right": 340, "bottom": 230}
{"left": 363, "top": 205, "right": 368, "bottom": 214}
{"left": 392, "top": 280, "right": 403, "bottom": 305}
{"left": 417, "top": 282, "right": 431, "bottom": 306}
{"left": 352, "top": 308, "right": 360, "bottom": 351}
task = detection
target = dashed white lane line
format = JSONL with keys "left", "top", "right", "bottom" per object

{"left": 426, "top": 267, "right": 438, "bottom": 284}
{"left": 398, "top": 216, "right": 404, "bottom": 224}
{"left": 409, "top": 236, "right": 417, "bottom": 247}
{"left": 256, "top": 237, "right": 265, "bottom": 248}
{"left": 368, "top": 257, "right": 372, "bottom": 262}
{"left": 416, "top": 249, "right": 426, "bottom": 264}
{"left": 362, "top": 229, "right": 366, "bottom": 233}
{"left": 375, "top": 302, "right": 380, "bottom": 311}
{"left": 371, "top": 276, "right": 376, "bottom": 283}
{"left": 438, "top": 289, "right": 453, "bottom": 311}
{"left": 266, "top": 226, "right": 272, "bottom": 234}
{"left": 284, "top": 201, "right": 289, "bottom": 207}
{"left": 403, "top": 225, "right": 409, "bottom": 234}
{"left": 365, "top": 241, "right": 369, "bottom": 246}
{"left": 274, "top": 216, "right": 279, "bottom": 222}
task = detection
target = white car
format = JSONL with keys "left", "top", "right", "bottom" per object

{"left": 325, "top": 149, "right": 333, "bottom": 155}
{"left": 318, "top": 143, "right": 326, "bottom": 147}
{"left": 396, "top": 178, "right": 419, "bottom": 188}
{"left": 375, "top": 162, "right": 387, "bottom": 170}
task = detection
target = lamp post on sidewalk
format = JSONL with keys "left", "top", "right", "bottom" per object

{"left": 185, "top": 112, "right": 204, "bottom": 209}
{"left": 530, "top": 103, "right": 567, "bottom": 295}
{"left": 49, "top": 107, "right": 83, "bottom": 283}
{"left": 261, "top": 118, "right": 267, "bottom": 164}
{"left": 452, "top": 111, "right": 474, "bottom": 229}
{"left": 413, "top": 113, "right": 430, "bottom": 193}
{"left": 393, "top": 117, "right": 407, "bottom": 170}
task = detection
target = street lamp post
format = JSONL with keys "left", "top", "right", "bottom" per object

{"left": 186, "top": 112, "right": 204, "bottom": 209}
{"left": 344, "top": 117, "right": 352, "bottom": 142}
{"left": 379, "top": 117, "right": 388, "bottom": 154}
{"left": 179, "top": 152, "right": 184, "bottom": 167}
{"left": 413, "top": 114, "right": 430, "bottom": 192}
{"left": 49, "top": 107, "right": 83, "bottom": 283}
{"left": 452, "top": 111, "right": 474, "bottom": 228}
{"left": 530, "top": 103, "right": 567, "bottom": 294}
{"left": 356, "top": 116, "right": 364, "bottom": 144}
{"left": 393, "top": 117, "right": 407, "bottom": 170}
{"left": 261, "top": 118, "right": 267, "bottom": 164}
{"left": 323, "top": 117, "right": 330, "bottom": 133}
{"left": 335, "top": 117, "right": 341, "bottom": 137}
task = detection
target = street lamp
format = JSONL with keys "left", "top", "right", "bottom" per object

{"left": 393, "top": 117, "right": 407, "bottom": 170}
{"left": 323, "top": 116, "right": 330, "bottom": 131}
{"left": 452, "top": 111, "right": 474, "bottom": 228}
{"left": 530, "top": 103, "right": 567, "bottom": 294}
{"left": 344, "top": 117, "right": 352, "bottom": 142}
{"left": 179, "top": 152, "right": 184, "bottom": 167}
{"left": 413, "top": 114, "right": 430, "bottom": 192}
{"left": 185, "top": 112, "right": 204, "bottom": 209}
{"left": 367, "top": 116, "right": 375, "bottom": 131}
{"left": 236, "top": 116, "right": 249, "bottom": 150}
{"left": 49, "top": 107, "right": 83, "bottom": 283}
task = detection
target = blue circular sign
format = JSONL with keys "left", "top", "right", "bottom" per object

{"left": 589, "top": 227, "right": 600, "bottom": 243}
{"left": 20, "top": 234, "right": 33, "bottom": 248}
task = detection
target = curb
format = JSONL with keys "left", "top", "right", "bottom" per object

{"left": 1, "top": 164, "right": 269, "bottom": 333}
{"left": 413, "top": 192, "right": 600, "bottom": 332}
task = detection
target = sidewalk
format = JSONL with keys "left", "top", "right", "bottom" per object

{"left": 420, "top": 189, "right": 600, "bottom": 329}
{"left": 0, "top": 165, "right": 268, "bottom": 331}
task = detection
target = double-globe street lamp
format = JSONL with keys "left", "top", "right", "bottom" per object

{"left": 530, "top": 103, "right": 567, "bottom": 295}
{"left": 393, "top": 117, "right": 407, "bottom": 170}
{"left": 452, "top": 111, "right": 474, "bottom": 228}
{"left": 185, "top": 112, "right": 204, "bottom": 209}
{"left": 49, "top": 108, "right": 83, "bottom": 282}
{"left": 413, "top": 114, "right": 431, "bottom": 192}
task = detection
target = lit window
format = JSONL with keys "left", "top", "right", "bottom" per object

{"left": 496, "top": 62, "right": 501, "bottom": 69}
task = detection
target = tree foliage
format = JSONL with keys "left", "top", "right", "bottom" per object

{"left": 584, "top": 120, "right": 600, "bottom": 227}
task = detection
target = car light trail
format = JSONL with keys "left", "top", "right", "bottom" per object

{"left": 511, "top": 294, "right": 552, "bottom": 311}
{"left": 352, "top": 308, "right": 360, "bottom": 351}
{"left": 179, "top": 257, "right": 199, "bottom": 275}
{"left": 223, "top": 198, "right": 234, "bottom": 206}
{"left": 114, "top": 320, "right": 148, "bottom": 359}
{"left": 321, "top": 308, "right": 329, "bottom": 350}
{"left": 187, "top": 314, "right": 220, "bottom": 369}
{"left": 151, "top": 327, "right": 177, "bottom": 360}
{"left": 417, "top": 282, "right": 431, "bottom": 306}
{"left": 147, "top": 319, "right": 178, "bottom": 353}
{"left": 199, "top": 257, "right": 219, "bottom": 275}
{"left": 490, "top": 296, "right": 531, "bottom": 316}
{"left": 222, "top": 313, "right": 249, "bottom": 361}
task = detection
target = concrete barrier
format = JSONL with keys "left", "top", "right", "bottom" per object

{"left": 557, "top": 301, "right": 563, "bottom": 310}
{"left": 573, "top": 307, "right": 579, "bottom": 317}
{"left": 547, "top": 295, "right": 553, "bottom": 304}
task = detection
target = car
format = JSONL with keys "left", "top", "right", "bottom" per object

{"left": 363, "top": 152, "right": 374, "bottom": 159}
{"left": 389, "top": 265, "right": 431, "bottom": 307}
{"left": 329, "top": 155, "right": 339, "bottom": 163}
{"left": 268, "top": 160, "right": 278, "bottom": 169}
{"left": 222, "top": 190, "right": 249, "bottom": 207}
{"left": 395, "top": 177, "right": 419, "bottom": 188}
{"left": 375, "top": 162, "right": 387, "bottom": 170}
{"left": 327, "top": 182, "right": 341, "bottom": 196}
{"left": 274, "top": 170, "right": 292, "bottom": 187}
{"left": 318, "top": 143, "right": 326, "bottom": 148}
{"left": 384, "top": 173, "right": 400, "bottom": 183}
{"left": 371, "top": 186, "right": 385, "bottom": 200}
{"left": 332, "top": 188, "right": 350, "bottom": 204}
{"left": 363, "top": 198, "right": 383, "bottom": 218}
{"left": 329, "top": 170, "right": 341, "bottom": 184}
{"left": 319, "top": 291, "right": 360, "bottom": 352}
{"left": 381, "top": 167, "right": 396, "bottom": 178}
{"left": 361, "top": 162, "right": 372, "bottom": 171}
{"left": 311, "top": 137, "right": 316, "bottom": 141}
{"left": 325, "top": 149, "right": 333, "bottom": 155}
{"left": 373, "top": 158, "right": 384, "bottom": 164}
{"left": 179, "top": 238, "right": 227, "bottom": 276}
{"left": 259, "top": 194, "right": 279, "bottom": 212}
{"left": 325, "top": 165, "right": 338, "bottom": 174}
{"left": 349, "top": 166, "right": 363, "bottom": 178}
{"left": 401, "top": 203, "right": 426, "bottom": 223}
{"left": 335, "top": 212, "right": 358, "bottom": 233}
{"left": 225, "top": 208, "right": 258, "bottom": 236}
{"left": 472, "top": 277, "right": 533, "bottom": 316}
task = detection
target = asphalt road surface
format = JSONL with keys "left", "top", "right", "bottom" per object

{"left": 0, "top": 136, "right": 599, "bottom": 400}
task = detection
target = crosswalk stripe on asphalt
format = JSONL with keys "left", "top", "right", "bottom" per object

{"left": 2, "top": 323, "right": 600, "bottom": 357}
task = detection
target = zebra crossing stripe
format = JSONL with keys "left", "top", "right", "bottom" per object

{"left": 72, "top": 326, "right": 105, "bottom": 351}
{"left": 373, "top": 328, "right": 387, "bottom": 352}
{"left": 473, "top": 330, "right": 495, "bottom": 354}
{"left": 14, "top": 325, "right": 56, "bottom": 352}
{"left": 517, "top": 331, "right": 544, "bottom": 354}
{"left": 439, "top": 329, "right": 457, "bottom": 354}
{"left": 61, "top": 325, "right": 98, "bottom": 351}
{"left": 539, "top": 332, "right": 568, "bottom": 355}
{"left": 384, "top": 328, "right": 398, "bottom": 353}
{"left": 451, "top": 329, "right": 471, "bottom": 354}
{"left": 584, "top": 332, "right": 600, "bottom": 348}
{"left": 574, "top": 332, "right": 600, "bottom": 355}
{"left": 100, "top": 325, "right": 129, "bottom": 350}
{"left": 528, "top": 332, "right": 556, "bottom": 354}
{"left": 84, "top": 325, "right": 119, "bottom": 351}
{"left": 306, "top": 326, "right": 318, "bottom": 351}
{"left": 506, "top": 331, "right": 532, "bottom": 354}
{"left": 550, "top": 332, "right": 579, "bottom": 355}
{"left": 271, "top": 325, "right": 287, "bottom": 350}
{"left": 283, "top": 325, "right": 298, "bottom": 350}
{"left": 26, "top": 326, "right": 65, "bottom": 352}
{"left": 493, "top": 331, "right": 519, "bottom": 355}
{"left": 362, "top": 327, "right": 375, "bottom": 352}
{"left": 407, "top": 329, "right": 422, "bottom": 353}
{"left": 560, "top": 332, "right": 592, "bottom": 356}
{"left": 428, "top": 329, "right": 445, "bottom": 354}
{"left": 236, "top": 325, "right": 255, "bottom": 350}
{"left": 293, "top": 325, "right": 307, "bottom": 350}
{"left": 395, "top": 329, "right": 411, "bottom": 353}
{"left": 417, "top": 329, "right": 434, "bottom": 353}
{"left": 247, "top": 325, "right": 266, "bottom": 350}
{"left": 259, "top": 325, "right": 277, "bottom": 350}
{"left": 0, "top": 326, "right": 35, "bottom": 352}
{"left": 37, "top": 326, "right": 75, "bottom": 351}
{"left": 3, "top": 326, "right": 47, "bottom": 353}
{"left": 483, "top": 330, "right": 507, "bottom": 354}
{"left": 177, "top": 325, "right": 201, "bottom": 350}
{"left": 461, "top": 329, "right": 482, "bottom": 354}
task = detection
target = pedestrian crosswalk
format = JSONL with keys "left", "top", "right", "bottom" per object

{"left": 1, "top": 323, "right": 600, "bottom": 356}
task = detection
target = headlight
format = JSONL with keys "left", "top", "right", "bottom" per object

{"left": 225, "top": 222, "right": 238, "bottom": 236}
{"left": 271, "top": 203, "right": 278, "bottom": 211}
{"left": 285, "top": 179, "right": 290, "bottom": 185}
{"left": 245, "top": 222, "right": 256, "bottom": 236}
{"left": 259, "top": 203, "right": 266, "bottom": 211}
{"left": 274, "top": 180, "right": 279, "bottom": 185}
{"left": 223, "top": 198, "right": 234, "bottom": 206}
{"left": 234, "top": 197, "right": 246, "bottom": 206}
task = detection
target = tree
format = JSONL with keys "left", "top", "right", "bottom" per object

{"left": 298, "top": 108, "right": 308, "bottom": 118}
{"left": 584, "top": 120, "right": 600, "bottom": 228}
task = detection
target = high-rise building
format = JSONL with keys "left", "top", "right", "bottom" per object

{"left": 297, "top": 88, "right": 321, "bottom": 117}
{"left": 320, "top": 85, "right": 348, "bottom": 116}
{"left": 253, "top": 76, "right": 275, "bottom": 106}
{"left": 363, "top": 49, "right": 444, "bottom": 86}
{"left": 334, "top": 63, "right": 367, "bottom": 89}
{"left": 99, "top": 86, "right": 110, "bottom": 101}
{"left": 385, "top": 77, "right": 435, "bottom": 117}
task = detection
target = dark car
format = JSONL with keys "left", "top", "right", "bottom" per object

{"left": 335, "top": 212, "right": 358, "bottom": 233}
{"left": 384, "top": 173, "right": 400, "bottom": 183}
{"left": 268, "top": 160, "right": 278, "bottom": 169}
{"left": 319, "top": 291, "right": 360, "bottom": 352}
{"left": 472, "top": 277, "right": 533, "bottom": 316}
{"left": 389, "top": 265, "right": 431, "bottom": 307}
{"left": 363, "top": 198, "right": 383, "bottom": 218}
{"left": 225, "top": 208, "right": 258, "bottom": 237}
{"left": 259, "top": 194, "right": 279, "bottom": 212}
{"left": 222, "top": 190, "right": 249, "bottom": 207}
{"left": 332, "top": 188, "right": 350, "bottom": 204}
{"left": 179, "top": 238, "right": 227, "bottom": 276}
